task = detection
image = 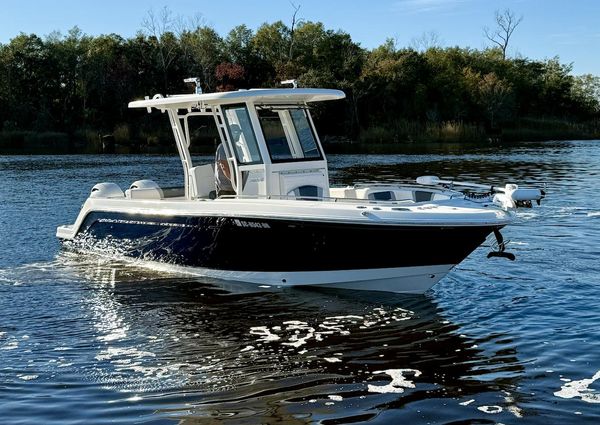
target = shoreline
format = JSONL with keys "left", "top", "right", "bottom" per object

{"left": 1, "top": 137, "right": 599, "bottom": 156}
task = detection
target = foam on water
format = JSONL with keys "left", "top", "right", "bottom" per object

{"left": 17, "top": 374, "right": 39, "bottom": 381}
{"left": 367, "top": 369, "right": 421, "bottom": 394}
{"left": 246, "top": 307, "right": 414, "bottom": 354}
{"left": 477, "top": 405, "right": 503, "bottom": 414}
{"left": 1, "top": 337, "right": 19, "bottom": 351}
{"left": 249, "top": 326, "right": 281, "bottom": 342}
{"left": 554, "top": 370, "right": 600, "bottom": 403}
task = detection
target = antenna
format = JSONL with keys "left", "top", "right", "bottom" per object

{"left": 184, "top": 77, "right": 203, "bottom": 94}
{"left": 281, "top": 79, "right": 298, "bottom": 89}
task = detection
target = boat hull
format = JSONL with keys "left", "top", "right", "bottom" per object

{"left": 61, "top": 210, "right": 499, "bottom": 293}
{"left": 146, "top": 263, "right": 455, "bottom": 294}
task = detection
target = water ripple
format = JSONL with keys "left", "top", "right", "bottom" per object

{"left": 1, "top": 141, "right": 600, "bottom": 423}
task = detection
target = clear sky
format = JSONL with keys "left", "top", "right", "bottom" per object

{"left": 1, "top": 0, "right": 599, "bottom": 75}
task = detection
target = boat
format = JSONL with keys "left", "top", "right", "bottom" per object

{"left": 56, "top": 80, "right": 544, "bottom": 294}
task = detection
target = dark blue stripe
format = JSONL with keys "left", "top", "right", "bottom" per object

{"left": 66, "top": 211, "right": 498, "bottom": 271}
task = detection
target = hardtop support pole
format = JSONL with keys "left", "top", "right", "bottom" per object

{"left": 167, "top": 110, "right": 194, "bottom": 199}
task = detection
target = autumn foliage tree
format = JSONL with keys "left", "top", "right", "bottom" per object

{"left": 215, "top": 62, "right": 245, "bottom": 92}
{"left": 0, "top": 11, "right": 598, "bottom": 152}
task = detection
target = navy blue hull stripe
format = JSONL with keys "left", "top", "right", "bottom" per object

{"left": 69, "top": 211, "right": 498, "bottom": 272}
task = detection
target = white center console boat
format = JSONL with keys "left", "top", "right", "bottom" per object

{"left": 56, "top": 82, "right": 544, "bottom": 293}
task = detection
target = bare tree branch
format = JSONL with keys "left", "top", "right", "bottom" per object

{"left": 142, "top": 6, "right": 205, "bottom": 91}
{"left": 142, "top": 6, "right": 178, "bottom": 76}
{"left": 484, "top": 9, "right": 523, "bottom": 60}
{"left": 410, "top": 31, "right": 443, "bottom": 52}
{"left": 288, "top": 2, "right": 301, "bottom": 61}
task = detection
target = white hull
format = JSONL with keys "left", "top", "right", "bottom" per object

{"left": 138, "top": 262, "right": 455, "bottom": 294}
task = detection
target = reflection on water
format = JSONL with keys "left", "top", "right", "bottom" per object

{"left": 2, "top": 140, "right": 600, "bottom": 423}
{"left": 1, "top": 254, "right": 527, "bottom": 424}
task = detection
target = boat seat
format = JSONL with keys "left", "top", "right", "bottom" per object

{"left": 190, "top": 164, "right": 216, "bottom": 199}
{"left": 367, "top": 190, "right": 396, "bottom": 201}
{"left": 354, "top": 187, "right": 415, "bottom": 203}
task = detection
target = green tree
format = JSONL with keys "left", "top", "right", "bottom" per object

{"left": 572, "top": 74, "right": 600, "bottom": 114}
{"left": 2, "top": 34, "right": 49, "bottom": 129}
{"left": 476, "top": 72, "right": 514, "bottom": 129}
{"left": 1, "top": 15, "right": 599, "bottom": 152}
{"left": 253, "top": 21, "right": 289, "bottom": 70}
{"left": 224, "top": 25, "right": 254, "bottom": 65}
{"left": 180, "top": 27, "right": 224, "bottom": 92}
{"left": 539, "top": 57, "right": 575, "bottom": 116}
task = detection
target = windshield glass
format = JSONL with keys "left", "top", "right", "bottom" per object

{"left": 256, "top": 107, "right": 322, "bottom": 162}
{"left": 223, "top": 105, "right": 262, "bottom": 164}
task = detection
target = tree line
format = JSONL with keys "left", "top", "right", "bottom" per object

{"left": 1, "top": 12, "right": 599, "bottom": 153}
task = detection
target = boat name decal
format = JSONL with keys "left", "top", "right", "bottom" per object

{"left": 233, "top": 219, "right": 271, "bottom": 229}
{"left": 97, "top": 218, "right": 194, "bottom": 228}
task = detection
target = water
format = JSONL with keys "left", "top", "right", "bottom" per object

{"left": 1, "top": 140, "right": 599, "bottom": 423}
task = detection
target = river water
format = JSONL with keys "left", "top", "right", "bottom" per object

{"left": 1, "top": 140, "right": 599, "bottom": 424}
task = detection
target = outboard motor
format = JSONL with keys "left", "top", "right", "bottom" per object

{"left": 89, "top": 182, "right": 124, "bottom": 199}
{"left": 129, "top": 179, "right": 160, "bottom": 190}
{"left": 126, "top": 179, "right": 163, "bottom": 200}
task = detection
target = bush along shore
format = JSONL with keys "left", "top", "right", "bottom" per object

{"left": 2, "top": 120, "right": 599, "bottom": 155}
{"left": 1, "top": 18, "right": 599, "bottom": 154}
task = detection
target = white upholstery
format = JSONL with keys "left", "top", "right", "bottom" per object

{"left": 355, "top": 188, "right": 414, "bottom": 202}
{"left": 189, "top": 164, "right": 216, "bottom": 198}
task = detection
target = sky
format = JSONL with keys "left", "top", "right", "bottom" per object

{"left": 1, "top": 0, "right": 599, "bottom": 75}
